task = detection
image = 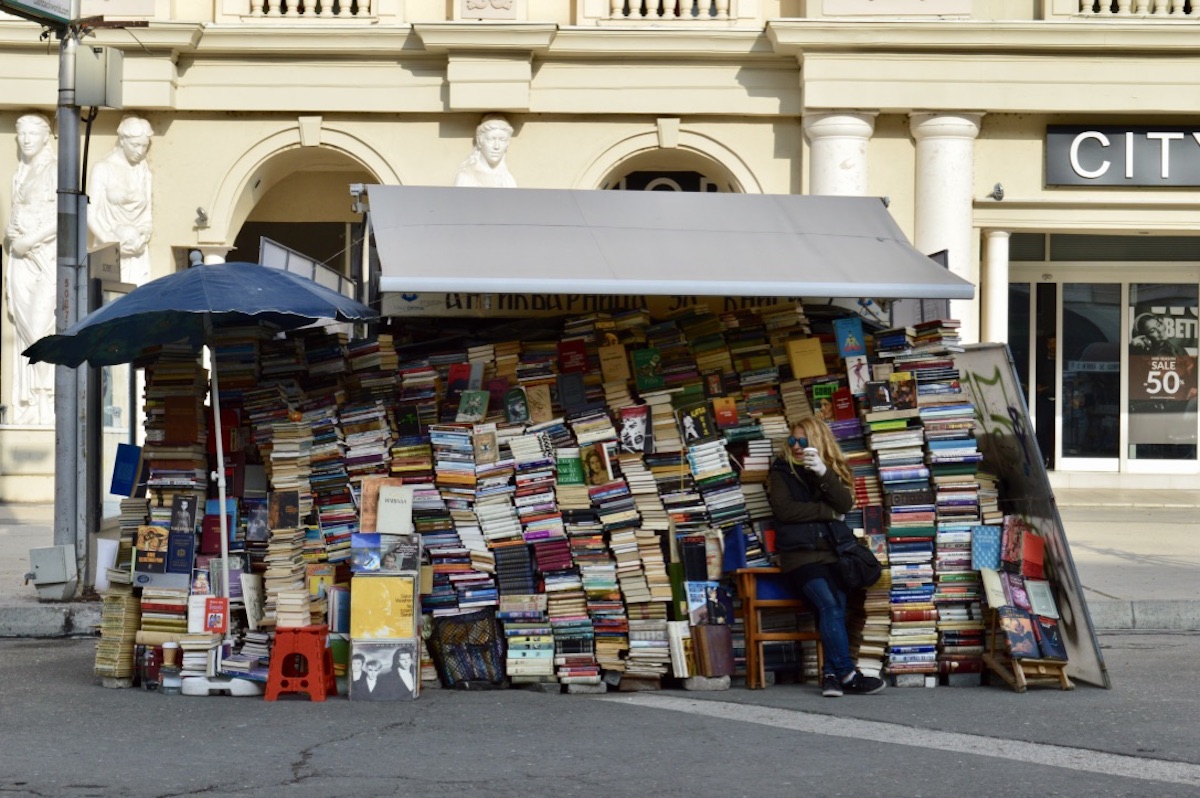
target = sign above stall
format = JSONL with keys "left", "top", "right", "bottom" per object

{"left": 380, "top": 292, "right": 807, "bottom": 320}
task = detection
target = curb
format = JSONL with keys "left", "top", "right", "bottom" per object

{"left": 0, "top": 602, "right": 101, "bottom": 639}
{"left": 1087, "top": 599, "right": 1200, "bottom": 633}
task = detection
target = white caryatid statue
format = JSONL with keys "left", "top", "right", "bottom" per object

{"left": 88, "top": 116, "right": 154, "bottom": 285}
{"left": 454, "top": 114, "right": 517, "bottom": 188}
{"left": 4, "top": 113, "right": 57, "bottom": 425}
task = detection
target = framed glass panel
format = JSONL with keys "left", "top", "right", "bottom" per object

{"left": 1061, "top": 283, "right": 1120, "bottom": 459}
{"left": 1127, "top": 283, "right": 1198, "bottom": 461}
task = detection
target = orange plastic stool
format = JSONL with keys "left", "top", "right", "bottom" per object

{"left": 264, "top": 624, "right": 337, "bottom": 702}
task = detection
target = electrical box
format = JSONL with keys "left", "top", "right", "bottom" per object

{"left": 75, "top": 46, "right": 123, "bottom": 109}
{"left": 28, "top": 545, "right": 79, "bottom": 601}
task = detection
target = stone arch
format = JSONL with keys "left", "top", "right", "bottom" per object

{"left": 572, "top": 128, "right": 763, "bottom": 194}
{"left": 200, "top": 125, "right": 400, "bottom": 247}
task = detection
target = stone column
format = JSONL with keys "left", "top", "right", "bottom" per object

{"left": 983, "top": 230, "right": 1011, "bottom": 344}
{"left": 197, "top": 246, "right": 231, "bottom": 265}
{"left": 910, "top": 112, "right": 983, "bottom": 342}
{"left": 803, "top": 112, "right": 876, "bottom": 197}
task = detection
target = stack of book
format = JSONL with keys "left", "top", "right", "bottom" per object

{"left": 498, "top": 594, "right": 556, "bottom": 683}
{"left": 94, "top": 586, "right": 140, "bottom": 680}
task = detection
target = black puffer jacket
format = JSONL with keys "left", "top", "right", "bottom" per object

{"left": 766, "top": 456, "right": 855, "bottom": 552}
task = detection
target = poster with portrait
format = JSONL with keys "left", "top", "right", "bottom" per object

{"left": 1127, "top": 296, "right": 1198, "bottom": 446}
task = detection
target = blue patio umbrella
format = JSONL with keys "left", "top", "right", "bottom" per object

{"left": 25, "top": 262, "right": 379, "bottom": 602}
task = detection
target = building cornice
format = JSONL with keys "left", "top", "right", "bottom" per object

{"left": 768, "top": 19, "right": 1200, "bottom": 56}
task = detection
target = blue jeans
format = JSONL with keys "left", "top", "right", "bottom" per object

{"left": 798, "top": 575, "right": 855, "bottom": 679}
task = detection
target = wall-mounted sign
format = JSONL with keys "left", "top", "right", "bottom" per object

{"left": 1046, "top": 125, "right": 1200, "bottom": 187}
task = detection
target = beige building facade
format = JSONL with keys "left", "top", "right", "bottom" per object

{"left": 2, "top": 0, "right": 1199, "bottom": 502}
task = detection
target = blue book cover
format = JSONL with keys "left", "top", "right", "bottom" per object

{"left": 109, "top": 443, "right": 143, "bottom": 497}
{"left": 834, "top": 316, "right": 867, "bottom": 358}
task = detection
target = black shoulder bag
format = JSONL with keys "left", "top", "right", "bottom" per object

{"left": 829, "top": 519, "right": 883, "bottom": 591}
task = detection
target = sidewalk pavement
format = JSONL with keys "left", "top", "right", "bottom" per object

{"left": 1, "top": 489, "right": 1198, "bottom": 638}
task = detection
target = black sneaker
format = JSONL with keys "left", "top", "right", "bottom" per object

{"left": 841, "top": 670, "right": 886, "bottom": 695}
{"left": 821, "top": 673, "right": 843, "bottom": 697}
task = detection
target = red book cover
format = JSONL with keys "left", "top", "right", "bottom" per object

{"left": 1021, "top": 531, "right": 1046, "bottom": 580}
{"left": 203, "top": 597, "right": 229, "bottom": 634}
{"left": 832, "top": 387, "right": 856, "bottom": 420}
{"left": 557, "top": 340, "right": 589, "bottom": 373}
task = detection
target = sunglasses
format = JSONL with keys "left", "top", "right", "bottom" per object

{"left": 787, "top": 435, "right": 809, "bottom": 448}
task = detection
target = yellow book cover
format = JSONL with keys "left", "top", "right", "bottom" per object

{"left": 598, "top": 343, "right": 631, "bottom": 383}
{"left": 350, "top": 575, "right": 417, "bottom": 639}
{"left": 526, "top": 384, "right": 553, "bottom": 424}
{"left": 786, "top": 338, "right": 827, "bottom": 378}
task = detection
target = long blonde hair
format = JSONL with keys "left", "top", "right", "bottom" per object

{"left": 785, "top": 416, "right": 853, "bottom": 488}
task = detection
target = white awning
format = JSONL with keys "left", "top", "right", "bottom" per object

{"left": 368, "top": 185, "right": 975, "bottom": 301}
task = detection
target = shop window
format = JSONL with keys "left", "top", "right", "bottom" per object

{"left": 1062, "top": 283, "right": 1120, "bottom": 459}
{"left": 1127, "top": 283, "right": 1198, "bottom": 460}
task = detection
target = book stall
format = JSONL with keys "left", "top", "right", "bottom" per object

{"left": 94, "top": 301, "right": 1091, "bottom": 700}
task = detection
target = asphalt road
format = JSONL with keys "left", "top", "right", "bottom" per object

{"left": 2, "top": 633, "right": 1199, "bottom": 798}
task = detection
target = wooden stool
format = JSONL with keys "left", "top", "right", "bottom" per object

{"left": 736, "top": 568, "right": 823, "bottom": 689}
{"left": 265, "top": 624, "right": 338, "bottom": 702}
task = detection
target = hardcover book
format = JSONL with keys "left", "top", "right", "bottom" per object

{"left": 833, "top": 316, "right": 867, "bottom": 358}
{"left": 1021, "top": 529, "right": 1046, "bottom": 580}
{"left": 556, "top": 448, "right": 586, "bottom": 485}
{"left": 268, "top": 489, "right": 301, "bottom": 530}
{"left": 812, "top": 382, "right": 837, "bottom": 422}
{"left": 1033, "top": 615, "right": 1068, "bottom": 661}
{"left": 1024, "top": 578, "right": 1059, "bottom": 619}
{"left": 997, "top": 606, "right": 1041, "bottom": 660}
{"left": 455, "top": 389, "right": 490, "bottom": 423}
{"left": 846, "top": 355, "right": 870, "bottom": 396}
{"left": 971, "top": 524, "right": 1002, "bottom": 571}
{"left": 980, "top": 567, "right": 1007, "bottom": 608}
{"left": 786, "top": 337, "right": 826, "bottom": 378}
{"left": 1000, "top": 515, "right": 1028, "bottom": 574}
{"left": 134, "top": 525, "right": 169, "bottom": 574}
{"left": 703, "top": 369, "right": 726, "bottom": 398}
{"left": 203, "top": 596, "right": 229, "bottom": 635}
{"left": 473, "top": 424, "right": 499, "bottom": 465}
{"left": 358, "top": 476, "right": 407, "bottom": 534}
{"left": 598, "top": 343, "right": 631, "bottom": 383}
{"left": 525, "top": 384, "right": 553, "bottom": 424}
{"left": 711, "top": 396, "right": 738, "bottom": 429}
{"left": 377, "top": 484, "right": 415, "bottom": 535}
{"left": 865, "top": 381, "right": 893, "bottom": 412}
{"left": 677, "top": 402, "right": 718, "bottom": 444}
{"left": 504, "top": 387, "right": 531, "bottom": 424}
{"left": 556, "top": 372, "right": 590, "bottom": 414}
{"left": 631, "top": 347, "right": 664, "bottom": 392}
{"left": 618, "top": 405, "right": 651, "bottom": 454}
{"left": 889, "top": 373, "right": 917, "bottom": 410}
{"left": 243, "top": 498, "right": 269, "bottom": 542}
{"left": 832, "top": 387, "right": 856, "bottom": 421}
{"left": 109, "top": 443, "right": 145, "bottom": 497}
{"left": 557, "top": 339, "right": 589, "bottom": 373}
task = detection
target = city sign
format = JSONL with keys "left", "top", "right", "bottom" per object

{"left": 1047, "top": 125, "right": 1200, "bottom": 187}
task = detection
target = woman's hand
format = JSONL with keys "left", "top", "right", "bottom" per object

{"left": 802, "top": 447, "right": 828, "bottom": 477}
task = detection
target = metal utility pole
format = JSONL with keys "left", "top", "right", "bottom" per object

{"left": 53, "top": 0, "right": 92, "bottom": 595}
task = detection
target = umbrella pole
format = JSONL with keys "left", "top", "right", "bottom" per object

{"left": 206, "top": 327, "right": 232, "bottom": 640}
